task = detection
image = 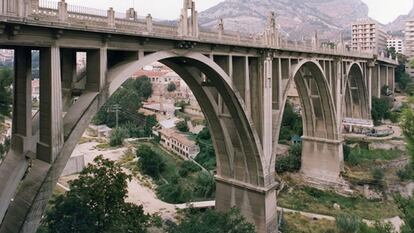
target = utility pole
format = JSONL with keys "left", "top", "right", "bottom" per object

{"left": 108, "top": 104, "right": 121, "bottom": 128}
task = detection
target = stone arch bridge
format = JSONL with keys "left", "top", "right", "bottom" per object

{"left": 0, "top": 0, "right": 397, "bottom": 232}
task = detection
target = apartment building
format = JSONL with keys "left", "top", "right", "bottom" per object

{"left": 351, "top": 20, "right": 387, "bottom": 54}
{"left": 158, "top": 128, "right": 200, "bottom": 159}
{"left": 387, "top": 37, "right": 404, "bottom": 54}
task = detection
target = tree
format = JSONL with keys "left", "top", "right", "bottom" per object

{"left": 275, "top": 144, "right": 302, "bottom": 173}
{"left": 167, "top": 208, "right": 255, "bottom": 233}
{"left": 167, "top": 82, "right": 176, "bottom": 92}
{"left": 394, "top": 194, "right": 414, "bottom": 232}
{"left": 371, "top": 97, "right": 391, "bottom": 125}
{"left": 42, "top": 156, "right": 151, "bottom": 233}
{"left": 109, "top": 127, "right": 129, "bottom": 147}
{"left": 195, "top": 127, "right": 216, "bottom": 170}
{"left": 137, "top": 145, "right": 165, "bottom": 179}
{"left": 0, "top": 68, "right": 13, "bottom": 121}
{"left": 178, "top": 161, "right": 200, "bottom": 177}
{"left": 398, "top": 73, "right": 411, "bottom": 91}
{"left": 176, "top": 120, "right": 189, "bottom": 132}
{"left": 194, "top": 172, "right": 215, "bottom": 199}
{"left": 134, "top": 76, "right": 153, "bottom": 100}
{"left": 400, "top": 104, "right": 414, "bottom": 166}
{"left": 279, "top": 101, "right": 303, "bottom": 142}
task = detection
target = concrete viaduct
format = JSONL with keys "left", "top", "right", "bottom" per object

{"left": 0, "top": 0, "right": 397, "bottom": 232}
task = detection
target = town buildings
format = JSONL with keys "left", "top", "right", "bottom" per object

{"left": 158, "top": 128, "right": 200, "bottom": 159}
{"left": 351, "top": 20, "right": 387, "bottom": 54}
{"left": 387, "top": 37, "right": 404, "bottom": 54}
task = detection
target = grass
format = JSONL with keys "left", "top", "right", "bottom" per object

{"left": 346, "top": 148, "right": 402, "bottom": 167}
{"left": 278, "top": 186, "right": 400, "bottom": 220}
{"left": 281, "top": 212, "right": 336, "bottom": 233}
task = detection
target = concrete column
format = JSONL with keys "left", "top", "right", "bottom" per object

{"left": 37, "top": 46, "right": 64, "bottom": 164}
{"left": 215, "top": 177, "right": 278, "bottom": 233}
{"left": 245, "top": 56, "right": 251, "bottom": 117}
{"left": 377, "top": 65, "right": 381, "bottom": 97}
{"left": 335, "top": 59, "right": 342, "bottom": 133}
{"left": 12, "top": 47, "right": 32, "bottom": 153}
{"left": 146, "top": 14, "right": 153, "bottom": 33}
{"left": 263, "top": 56, "right": 273, "bottom": 160}
{"left": 301, "top": 137, "right": 343, "bottom": 183}
{"left": 86, "top": 48, "right": 107, "bottom": 92}
{"left": 278, "top": 58, "right": 283, "bottom": 110}
{"left": 107, "top": 7, "right": 115, "bottom": 28}
{"left": 57, "top": 0, "right": 68, "bottom": 22}
{"left": 61, "top": 49, "right": 76, "bottom": 112}
{"left": 386, "top": 66, "right": 389, "bottom": 89}
{"left": 367, "top": 65, "right": 372, "bottom": 111}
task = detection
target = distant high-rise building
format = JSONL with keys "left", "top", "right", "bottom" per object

{"left": 387, "top": 37, "right": 404, "bottom": 54}
{"left": 405, "top": 19, "right": 414, "bottom": 59}
{"left": 351, "top": 20, "right": 387, "bottom": 54}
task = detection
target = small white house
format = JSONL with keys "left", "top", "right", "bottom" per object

{"left": 87, "top": 125, "right": 112, "bottom": 138}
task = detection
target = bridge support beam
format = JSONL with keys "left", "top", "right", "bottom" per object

{"left": 0, "top": 47, "right": 32, "bottom": 224}
{"left": 215, "top": 176, "right": 278, "bottom": 233}
{"left": 301, "top": 136, "right": 343, "bottom": 183}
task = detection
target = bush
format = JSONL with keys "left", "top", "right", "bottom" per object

{"left": 109, "top": 127, "right": 129, "bottom": 147}
{"left": 276, "top": 144, "right": 302, "bottom": 173}
{"left": 397, "top": 164, "right": 414, "bottom": 181}
{"left": 137, "top": 145, "right": 165, "bottom": 179}
{"left": 178, "top": 161, "right": 201, "bottom": 177}
{"left": 194, "top": 172, "right": 215, "bottom": 199}
{"left": 371, "top": 97, "right": 391, "bottom": 125}
{"left": 156, "top": 175, "right": 192, "bottom": 203}
{"left": 176, "top": 121, "right": 189, "bottom": 132}
{"left": 167, "top": 208, "right": 255, "bottom": 233}
{"left": 336, "top": 213, "right": 362, "bottom": 233}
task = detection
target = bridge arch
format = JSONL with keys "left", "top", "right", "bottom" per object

{"left": 104, "top": 50, "right": 277, "bottom": 232}
{"left": 108, "top": 50, "right": 266, "bottom": 185}
{"left": 273, "top": 59, "right": 342, "bottom": 182}
{"left": 344, "top": 63, "right": 370, "bottom": 120}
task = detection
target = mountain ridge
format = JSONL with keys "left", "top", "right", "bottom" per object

{"left": 198, "top": 0, "right": 372, "bottom": 40}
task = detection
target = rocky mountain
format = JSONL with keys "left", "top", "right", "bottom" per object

{"left": 385, "top": 6, "right": 414, "bottom": 35}
{"left": 198, "top": 0, "right": 371, "bottom": 40}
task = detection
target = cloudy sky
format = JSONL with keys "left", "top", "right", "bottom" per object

{"left": 65, "top": 0, "right": 413, "bottom": 24}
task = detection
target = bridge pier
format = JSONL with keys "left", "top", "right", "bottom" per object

{"left": 215, "top": 176, "right": 278, "bottom": 233}
{"left": 301, "top": 137, "right": 344, "bottom": 183}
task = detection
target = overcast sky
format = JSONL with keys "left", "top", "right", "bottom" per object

{"left": 65, "top": 0, "right": 413, "bottom": 24}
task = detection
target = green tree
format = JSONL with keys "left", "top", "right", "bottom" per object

{"left": 156, "top": 175, "right": 192, "bottom": 203}
{"left": 371, "top": 97, "right": 391, "bottom": 125}
{"left": 194, "top": 172, "right": 215, "bottom": 199}
{"left": 275, "top": 144, "right": 302, "bottom": 173}
{"left": 41, "top": 156, "right": 151, "bottom": 233}
{"left": 167, "top": 208, "right": 255, "bottom": 233}
{"left": 394, "top": 194, "right": 414, "bottom": 232}
{"left": 137, "top": 145, "right": 165, "bottom": 179}
{"left": 279, "top": 101, "right": 303, "bottom": 143}
{"left": 176, "top": 120, "right": 189, "bottom": 132}
{"left": 178, "top": 161, "right": 201, "bottom": 177}
{"left": 398, "top": 73, "right": 411, "bottom": 91}
{"left": 134, "top": 76, "right": 153, "bottom": 100}
{"left": 0, "top": 68, "right": 13, "bottom": 121}
{"left": 167, "top": 82, "right": 176, "bottom": 92}
{"left": 400, "top": 104, "right": 414, "bottom": 166}
{"left": 195, "top": 127, "right": 216, "bottom": 170}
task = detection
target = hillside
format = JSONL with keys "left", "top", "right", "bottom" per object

{"left": 198, "top": 0, "right": 371, "bottom": 40}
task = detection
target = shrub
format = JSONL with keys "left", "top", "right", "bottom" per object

{"left": 276, "top": 144, "right": 302, "bottom": 173}
{"left": 372, "top": 168, "right": 385, "bottom": 186}
{"left": 178, "top": 161, "right": 201, "bottom": 177}
{"left": 194, "top": 172, "right": 215, "bottom": 199}
{"left": 137, "top": 145, "right": 165, "bottom": 179}
{"left": 336, "top": 213, "right": 362, "bottom": 233}
{"left": 176, "top": 121, "right": 189, "bottom": 132}
{"left": 109, "top": 127, "right": 129, "bottom": 147}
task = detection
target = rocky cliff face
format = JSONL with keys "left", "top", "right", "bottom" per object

{"left": 386, "top": 7, "right": 414, "bottom": 34}
{"left": 198, "top": 0, "right": 370, "bottom": 40}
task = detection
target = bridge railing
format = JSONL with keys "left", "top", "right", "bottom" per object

{"left": 3, "top": 0, "right": 396, "bottom": 63}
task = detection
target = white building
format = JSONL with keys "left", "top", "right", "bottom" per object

{"left": 387, "top": 37, "right": 404, "bottom": 54}
{"left": 351, "top": 20, "right": 387, "bottom": 54}
{"left": 158, "top": 128, "right": 200, "bottom": 159}
{"left": 405, "top": 18, "right": 414, "bottom": 77}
